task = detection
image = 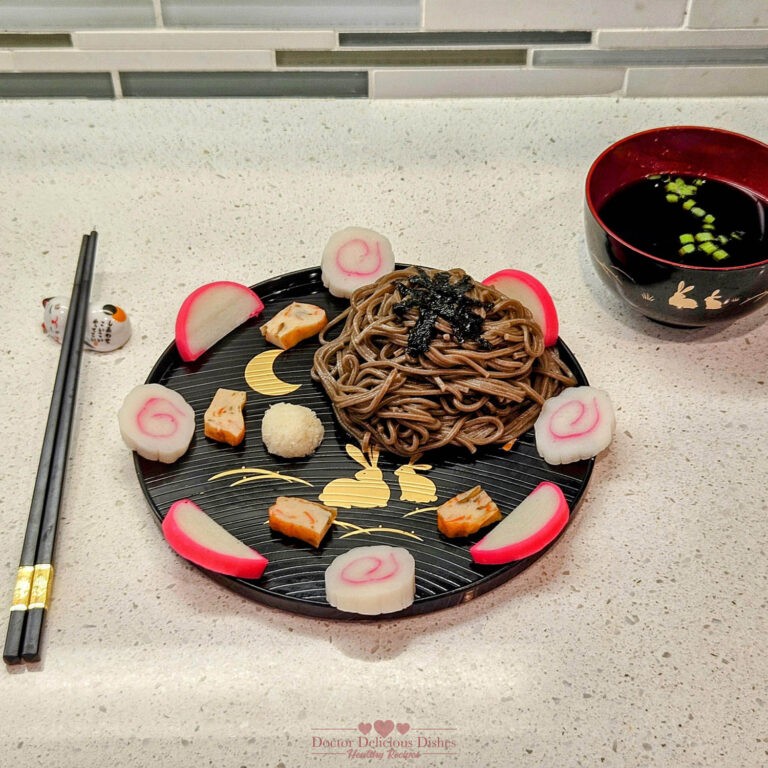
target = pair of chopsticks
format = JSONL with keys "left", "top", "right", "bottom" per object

{"left": 3, "top": 231, "right": 97, "bottom": 666}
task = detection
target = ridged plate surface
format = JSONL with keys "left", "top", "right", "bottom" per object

{"left": 134, "top": 266, "right": 594, "bottom": 619}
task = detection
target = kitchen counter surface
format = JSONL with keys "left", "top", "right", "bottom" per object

{"left": 1, "top": 96, "right": 766, "bottom": 768}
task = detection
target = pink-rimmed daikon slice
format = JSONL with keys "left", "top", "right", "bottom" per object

{"left": 470, "top": 482, "right": 569, "bottom": 565}
{"left": 162, "top": 499, "right": 268, "bottom": 579}
{"left": 482, "top": 269, "right": 559, "bottom": 346}
{"left": 175, "top": 281, "right": 264, "bottom": 362}
{"left": 321, "top": 227, "right": 395, "bottom": 298}
{"left": 325, "top": 545, "right": 415, "bottom": 615}
{"left": 118, "top": 383, "right": 195, "bottom": 464}
{"left": 534, "top": 385, "right": 615, "bottom": 465}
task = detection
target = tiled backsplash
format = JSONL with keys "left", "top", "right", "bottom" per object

{"left": 0, "top": 0, "right": 767, "bottom": 98}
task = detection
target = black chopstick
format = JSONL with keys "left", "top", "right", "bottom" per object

{"left": 3, "top": 231, "right": 97, "bottom": 665}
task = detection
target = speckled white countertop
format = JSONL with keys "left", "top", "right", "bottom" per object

{"left": 1, "top": 97, "right": 766, "bottom": 768}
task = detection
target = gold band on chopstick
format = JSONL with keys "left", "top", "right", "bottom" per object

{"left": 28, "top": 564, "right": 54, "bottom": 611}
{"left": 10, "top": 565, "right": 35, "bottom": 612}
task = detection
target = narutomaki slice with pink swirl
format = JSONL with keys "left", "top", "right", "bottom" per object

{"left": 320, "top": 227, "right": 395, "bottom": 298}
{"left": 118, "top": 383, "right": 195, "bottom": 463}
{"left": 534, "top": 385, "right": 615, "bottom": 465}
{"left": 324, "top": 545, "right": 415, "bottom": 615}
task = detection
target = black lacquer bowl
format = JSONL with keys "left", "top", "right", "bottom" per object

{"left": 585, "top": 126, "right": 768, "bottom": 328}
{"left": 134, "top": 266, "right": 595, "bottom": 620}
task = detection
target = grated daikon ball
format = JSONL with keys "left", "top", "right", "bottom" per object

{"left": 261, "top": 402, "right": 325, "bottom": 458}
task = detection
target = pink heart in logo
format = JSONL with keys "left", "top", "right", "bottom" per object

{"left": 358, "top": 722, "right": 372, "bottom": 735}
{"left": 396, "top": 722, "right": 410, "bottom": 734}
{"left": 374, "top": 720, "right": 394, "bottom": 737}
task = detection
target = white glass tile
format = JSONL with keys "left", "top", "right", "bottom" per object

{"left": 423, "top": 0, "right": 686, "bottom": 31}
{"left": 0, "top": 1, "right": 155, "bottom": 30}
{"left": 370, "top": 66, "right": 625, "bottom": 98}
{"left": 73, "top": 30, "right": 336, "bottom": 50}
{"left": 688, "top": 0, "right": 768, "bottom": 29}
{"left": 161, "top": 0, "right": 420, "bottom": 29}
{"left": 11, "top": 49, "right": 274, "bottom": 71}
{"left": 597, "top": 28, "right": 768, "bottom": 49}
{"left": 626, "top": 66, "right": 768, "bottom": 96}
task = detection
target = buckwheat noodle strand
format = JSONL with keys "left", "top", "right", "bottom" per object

{"left": 312, "top": 267, "right": 574, "bottom": 457}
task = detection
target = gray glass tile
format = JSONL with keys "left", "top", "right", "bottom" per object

{"left": 0, "top": 34, "right": 72, "bottom": 48}
{"left": 161, "top": 0, "right": 419, "bottom": 29}
{"left": 340, "top": 31, "right": 591, "bottom": 47}
{"left": 0, "top": 72, "right": 113, "bottom": 97}
{"left": 533, "top": 47, "right": 768, "bottom": 67}
{"left": 277, "top": 49, "right": 527, "bottom": 67}
{"left": 0, "top": 1, "right": 156, "bottom": 30}
{"left": 120, "top": 71, "right": 368, "bottom": 97}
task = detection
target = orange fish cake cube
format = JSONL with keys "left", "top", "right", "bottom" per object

{"left": 204, "top": 388, "right": 247, "bottom": 446}
{"left": 437, "top": 485, "right": 502, "bottom": 538}
{"left": 260, "top": 302, "right": 327, "bottom": 350}
{"left": 268, "top": 496, "right": 337, "bottom": 548}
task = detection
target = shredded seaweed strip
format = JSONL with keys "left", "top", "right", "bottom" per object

{"left": 311, "top": 267, "right": 575, "bottom": 457}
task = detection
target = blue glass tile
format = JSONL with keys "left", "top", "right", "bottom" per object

{"left": 0, "top": 34, "right": 71, "bottom": 47}
{"left": 533, "top": 47, "right": 768, "bottom": 67}
{"left": 0, "top": 72, "right": 113, "bottom": 97}
{"left": 340, "top": 31, "right": 591, "bottom": 47}
{"left": 277, "top": 49, "right": 527, "bottom": 66}
{"left": 120, "top": 70, "right": 369, "bottom": 97}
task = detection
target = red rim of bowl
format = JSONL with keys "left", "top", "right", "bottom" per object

{"left": 585, "top": 125, "right": 768, "bottom": 273}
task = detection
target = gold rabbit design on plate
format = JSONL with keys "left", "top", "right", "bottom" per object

{"left": 394, "top": 458, "right": 438, "bottom": 504}
{"left": 319, "top": 445, "right": 391, "bottom": 509}
{"left": 319, "top": 446, "right": 440, "bottom": 509}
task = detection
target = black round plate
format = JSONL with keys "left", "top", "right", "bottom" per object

{"left": 134, "top": 266, "right": 594, "bottom": 620}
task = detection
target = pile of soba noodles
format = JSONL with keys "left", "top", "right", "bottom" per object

{"left": 311, "top": 266, "right": 575, "bottom": 457}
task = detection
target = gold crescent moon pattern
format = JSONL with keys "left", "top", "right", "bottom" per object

{"left": 244, "top": 349, "right": 301, "bottom": 396}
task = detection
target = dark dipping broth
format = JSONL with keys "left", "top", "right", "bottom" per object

{"left": 598, "top": 174, "right": 768, "bottom": 267}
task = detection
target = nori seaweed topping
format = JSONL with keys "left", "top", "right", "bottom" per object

{"left": 393, "top": 268, "right": 492, "bottom": 355}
